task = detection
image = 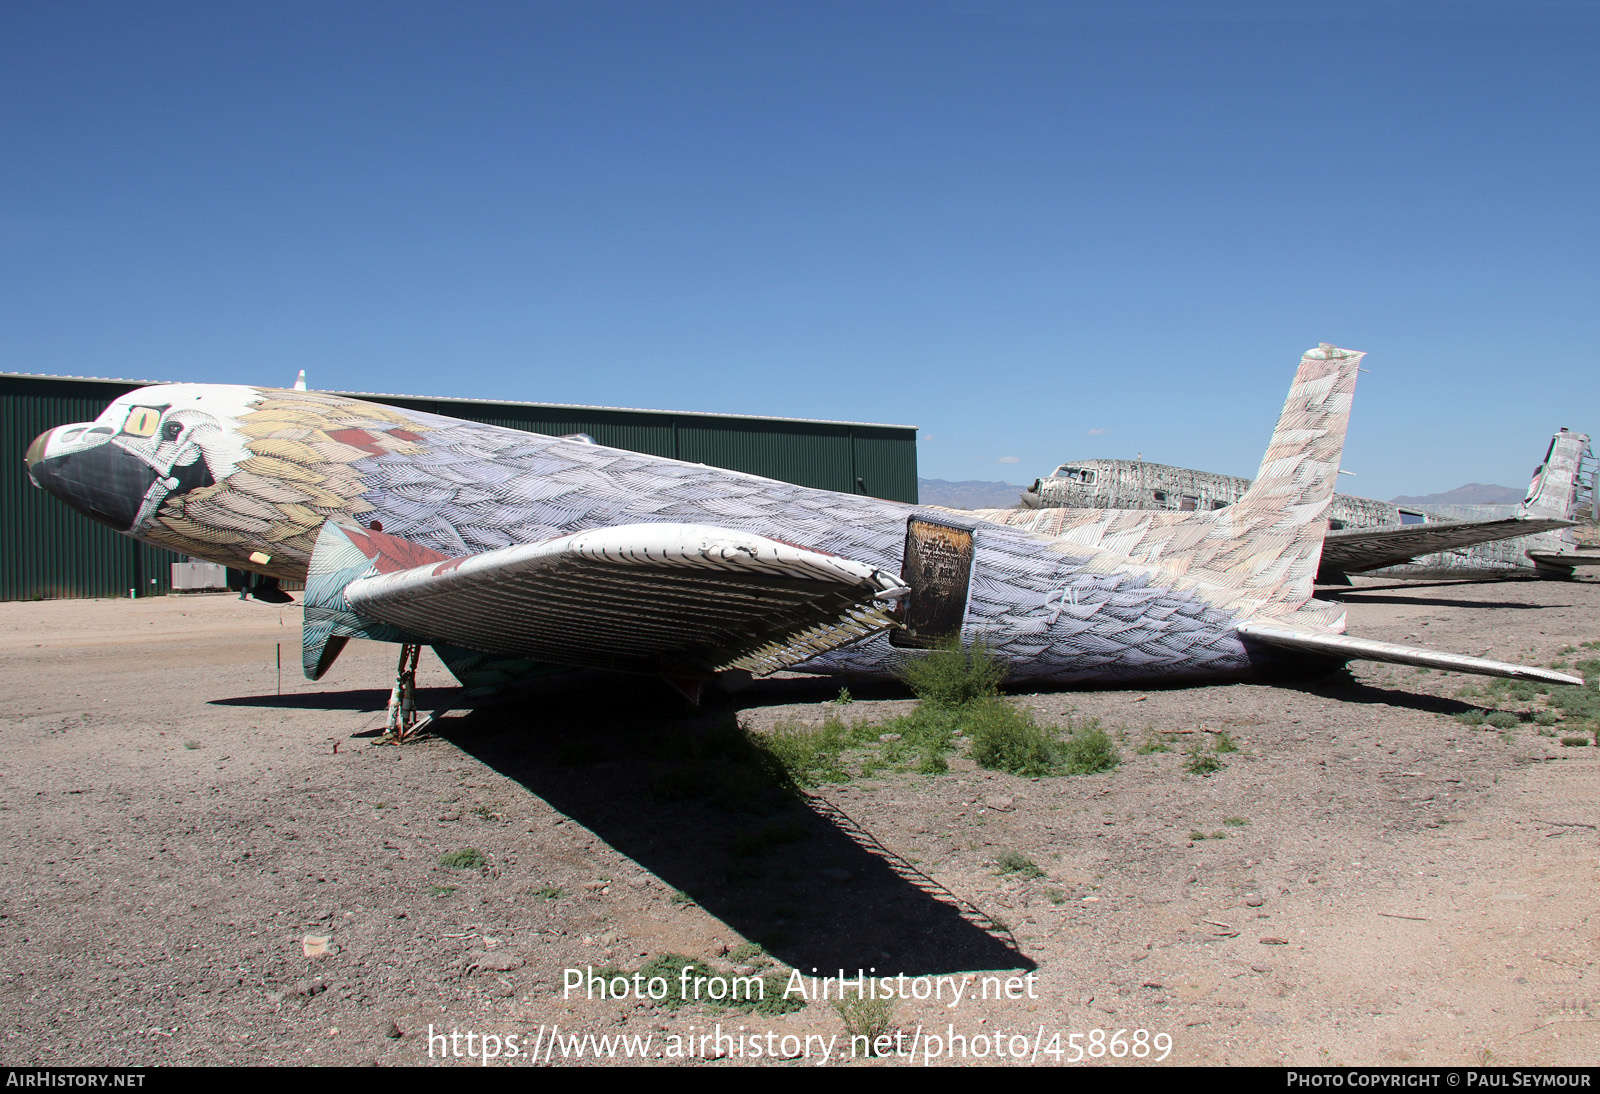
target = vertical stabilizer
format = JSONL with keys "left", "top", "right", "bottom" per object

{"left": 1120, "top": 344, "right": 1362, "bottom": 624}
{"left": 1518, "top": 429, "right": 1591, "bottom": 520}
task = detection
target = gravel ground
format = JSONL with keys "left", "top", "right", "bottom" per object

{"left": 0, "top": 575, "right": 1596, "bottom": 1067}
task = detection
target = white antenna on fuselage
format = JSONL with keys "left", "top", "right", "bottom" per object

{"left": 292, "top": 370, "right": 308, "bottom": 391}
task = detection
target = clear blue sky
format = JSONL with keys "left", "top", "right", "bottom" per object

{"left": 5, "top": 1, "right": 1597, "bottom": 499}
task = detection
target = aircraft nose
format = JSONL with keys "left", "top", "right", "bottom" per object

{"left": 26, "top": 427, "right": 159, "bottom": 531}
{"left": 24, "top": 428, "right": 53, "bottom": 485}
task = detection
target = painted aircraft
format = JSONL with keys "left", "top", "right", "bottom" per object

{"left": 1011, "top": 431, "right": 1598, "bottom": 583}
{"left": 24, "top": 345, "right": 1584, "bottom": 717}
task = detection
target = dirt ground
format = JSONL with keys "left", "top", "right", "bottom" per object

{"left": 0, "top": 576, "right": 1596, "bottom": 1067}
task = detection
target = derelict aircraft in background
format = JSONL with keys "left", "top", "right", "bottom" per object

{"left": 25, "top": 344, "right": 1584, "bottom": 729}
{"left": 1008, "top": 431, "right": 1598, "bottom": 583}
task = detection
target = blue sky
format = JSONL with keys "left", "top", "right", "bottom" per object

{"left": 4, "top": 1, "right": 1597, "bottom": 499}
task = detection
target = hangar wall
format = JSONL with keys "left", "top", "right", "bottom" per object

{"left": 1, "top": 374, "right": 918, "bottom": 601}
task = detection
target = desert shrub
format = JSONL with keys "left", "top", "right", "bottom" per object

{"left": 967, "top": 700, "right": 1058, "bottom": 776}
{"left": 1485, "top": 712, "right": 1521, "bottom": 731}
{"left": 1059, "top": 721, "right": 1120, "bottom": 775}
{"left": 755, "top": 715, "right": 854, "bottom": 788}
{"left": 897, "top": 637, "right": 1006, "bottom": 708}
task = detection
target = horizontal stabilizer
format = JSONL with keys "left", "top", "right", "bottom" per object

{"left": 1236, "top": 620, "right": 1584, "bottom": 686}
{"left": 340, "top": 522, "right": 910, "bottom": 676}
{"left": 1319, "top": 516, "right": 1574, "bottom": 578}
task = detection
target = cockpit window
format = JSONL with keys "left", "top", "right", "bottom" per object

{"left": 122, "top": 407, "right": 164, "bottom": 438}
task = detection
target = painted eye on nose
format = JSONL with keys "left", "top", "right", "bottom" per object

{"left": 162, "top": 420, "right": 184, "bottom": 442}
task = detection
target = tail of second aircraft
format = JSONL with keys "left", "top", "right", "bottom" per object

{"left": 1519, "top": 428, "right": 1592, "bottom": 521}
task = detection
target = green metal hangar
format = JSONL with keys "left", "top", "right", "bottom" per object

{"left": 1, "top": 373, "right": 919, "bottom": 601}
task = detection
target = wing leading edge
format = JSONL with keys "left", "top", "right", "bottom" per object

{"left": 306, "top": 520, "right": 909, "bottom": 679}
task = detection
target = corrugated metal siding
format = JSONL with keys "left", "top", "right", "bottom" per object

{"left": 1, "top": 377, "right": 180, "bottom": 600}
{"left": 3, "top": 376, "right": 917, "bottom": 600}
{"left": 677, "top": 420, "right": 855, "bottom": 492}
{"left": 851, "top": 426, "right": 919, "bottom": 503}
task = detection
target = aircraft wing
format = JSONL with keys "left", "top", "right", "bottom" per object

{"left": 1317, "top": 517, "right": 1573, "bottom": 580}
{"left": 1235, "top": 621, "right": 1584, "bottom": 686}
{"left": 304, "top": 520, "right": 908, "bottom": 678}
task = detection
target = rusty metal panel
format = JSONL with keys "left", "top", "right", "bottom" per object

{"left": 891, "top": 516, "right": 975, "bottom": 648}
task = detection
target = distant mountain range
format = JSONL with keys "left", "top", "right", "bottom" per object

{"left": 917, "top": 478, "right": 1029, "bottom": 509}
{"left": 1389, "top": 483, "right": 1524, "bottom": 506}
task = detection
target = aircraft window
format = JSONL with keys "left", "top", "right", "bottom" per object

{"left": 1400, "top": 510, "right": 1426, "bottom": 525}
{"left": 1152, "top": 491, "right": 1166, "bottom": 503}
{"left": 162, "top": 420, "right": 184, "bottom": 442}
{"left": 1211, "top": 500, "right": 1229, "bottom": 510}
{"left": 1329, "top": 520, "right": 1345, "bottom": 530}
{"left": 122, "top": 407, "right": 162, "bottom": 438}
{"left": 1080, "top": 470, "right": 1095, "bottom": 485}
{"left": 1179, "top": 496, "right": 1197, "bottom": 511}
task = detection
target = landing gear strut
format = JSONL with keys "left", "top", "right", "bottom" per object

{"left": 386, "top": 643, "right": 422, "bottom": 739}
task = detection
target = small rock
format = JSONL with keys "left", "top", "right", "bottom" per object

{"left": 1244, "top": 895, "right": 1264, "bottom": 907}
{"left": 302, "top": 935, "right": 334, "bottom": 958}
{"left": 384, "top": 1021, "right": 403, "bottom": 1039}
{"left": 711, "top": 939, "right": 730, "bottom": 957}
{"left": 291, "top": 978, "right": 327, "bottom": 998}
{"left": 468, "top": 951, "right": 524, "bottom": 973}
{"left": 599, "top": 931, "right": 619, "bottom": 945}
{"left": 1259, "top": 937, "right": 1288, "bottom": 945}
{"left": 983, "top": 795, "right": 1015, "bottom": 812}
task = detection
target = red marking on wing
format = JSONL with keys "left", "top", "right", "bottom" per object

{"left": 388, "top": 429, "right": 423, "bottom": 442}
{"left": 344, "top": 525, "right": 450, "bottom": 574}
{"left": 326, "top": 428, "right": 387, "bottom": 455}
{"left": 431, "top": 557, "right": 470, "bottom": 576}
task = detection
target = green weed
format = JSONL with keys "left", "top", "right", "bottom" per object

{"left": 834, "top": 995, "right": 897, "bottom": 1052}
{"left": 1185, "top": 743, "right": 1223, "bottom": 776}
{"left": 994, "top": 851, "right": 1045, "bottom": 879}
{"left": 897, "top": 636, "right": 1006, "bottom": 708}
{"left": 967, "top": 700, "right": 1058, "bottom": 776}
{"left": 1059, "top": 721, "right": 1120, "bottom": 775}
{"left": 438, "top": 848, "right": 486, "bottom": 869}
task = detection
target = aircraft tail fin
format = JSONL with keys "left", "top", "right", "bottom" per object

{"left": 1519, "top": 428, "right": 1593, "bottom": 520}
{"left": 1121, "top": 344, "right": 1361, "bottom": 623}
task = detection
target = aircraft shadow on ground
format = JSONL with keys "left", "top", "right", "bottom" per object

{"left": 429, "top": 676, "right": 1033, "bottom": 978}
{"left": 209, "top": 687, "right": 459, "bottom": 712}
{"left": 1320, "top": 591, "right": 1561, "bottom": 610}
{"left": 1287, "top": 671, "right": 1486, "bottom": 716}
